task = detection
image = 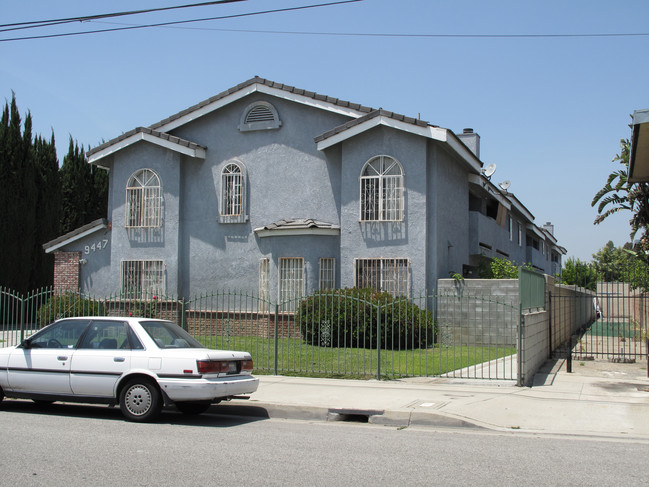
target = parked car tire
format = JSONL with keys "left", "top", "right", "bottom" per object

{"left": 175, "top": 401, "right": 212, "bottom": 415}
{"left": 119, "top": 378, "right": 162, "bottom": 422}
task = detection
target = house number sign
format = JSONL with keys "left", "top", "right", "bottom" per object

{"left": 84, "top": 239, "right": 109, "bottom": 255}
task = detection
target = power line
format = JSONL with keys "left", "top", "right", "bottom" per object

{"left": 0, "top": 0, "right": 363, "bottom": 42}
{"left": 0, "top": 1, "right": 248, "bottom": 32}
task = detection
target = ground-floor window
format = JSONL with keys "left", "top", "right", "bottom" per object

{"left": 319, "top": 258, "right": 335, "bottom": 290}
{"left": 355, "top": 258, "right": 410, "bottom": 297}
{"left": 259, "top": 258, "right": 270, "bottom": 311}
{"left": 279, "top": 257, "right": 304, "bottom": 308}
{"left": 120, "top": 260, "right": 165, "bottom": 299}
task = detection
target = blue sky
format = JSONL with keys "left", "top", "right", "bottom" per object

{"left": 2, "top": 0, "right": 648, "bottom": 262}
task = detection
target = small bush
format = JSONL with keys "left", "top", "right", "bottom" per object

{"left": 37, "top": 293, "right": 106, "bottom": 326}
{"left": 297, "top": 288, "right": 436, "bottom": 350}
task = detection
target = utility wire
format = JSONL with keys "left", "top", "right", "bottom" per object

{"left": 0, "top": 1, "right": 248, "bottom": 32}
{"left": 0, "top": 0, "right": 362, "bottom": 42}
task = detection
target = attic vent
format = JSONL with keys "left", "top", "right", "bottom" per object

{"left": 246, "top": 105, "right": 274, "bottom": 123}
{"left": 239, "top": 101, "right": 282, "bottom": 132}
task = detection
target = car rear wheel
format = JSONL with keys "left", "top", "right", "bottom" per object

{"left": 119, "top": 378, "right": 162, "bottom": 422}
{"left": 175, "top": 401, "right": 212, "bottom": 415}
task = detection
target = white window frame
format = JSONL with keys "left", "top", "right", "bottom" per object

{"left": 125, "top": 169, "right": 162, "bottom": 228}
{"left": 354, "top": 258, "right": 410, "bottom": 297}
{"left": 258, "top": 258, "right": 270, "bottom": 312}
{"left": 360, "top": 155, "right": 404, "bottom": 222}
{"left": 120, "top": 260, "right": 165, "bottom": 299}
{"left": 220, "top": 161, "right": 247, "bottom": 223}
{"left": 319, "top": 258, "right": 336, "bottom": 290}
{"left": 278, "top": 258, "right": 304, "bottom": 309}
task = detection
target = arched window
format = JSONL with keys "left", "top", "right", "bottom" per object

{"left": 125, "top": 169, "right": 162, "bottom": 228}
{"left": 220, "top": 161, "right": 248, "bottom": 223}
{"left": 360, "top": 155, "right": 404, "bottom": 221}
{"left": 238, "top": 101, "right": 282, "bottom": 132}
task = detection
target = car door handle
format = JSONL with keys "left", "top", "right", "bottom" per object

{"left": 57, "top": 356, "right": 68, "bottom": 361}
{"left": 113, "top": 357, "right": 126, "bottom": 362}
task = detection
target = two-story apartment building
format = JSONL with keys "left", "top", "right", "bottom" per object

{"left": 44, "top": 77, "right": 565, "bottom": 300}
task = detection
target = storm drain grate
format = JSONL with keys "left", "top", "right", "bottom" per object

{"left": 327, "top": 409, "right": 384, "bottom": 423}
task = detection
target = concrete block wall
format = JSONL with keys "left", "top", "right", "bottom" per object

{"left": 520, "top": 311, "right": 548, "bottom": 386}
{"left": 436, "top": 279, "right": 519, "bottom": 347}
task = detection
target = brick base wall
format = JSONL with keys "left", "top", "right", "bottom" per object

{"left": 53, "top": 251, "right": 81, "bottom": 293}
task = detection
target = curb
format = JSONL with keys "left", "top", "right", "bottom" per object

{"left": 211, "top": 401, "right": 486, "bottom": 429}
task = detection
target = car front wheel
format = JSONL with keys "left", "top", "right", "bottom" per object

{"left": 119, "top": 378, "right": 162, "bottom": 422}
{"left": 175, "top": 401, "right": 212, "bottom": 415}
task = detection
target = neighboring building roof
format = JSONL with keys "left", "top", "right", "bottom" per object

{"left": 43, "top": 218, "right": 109, "bottom": 253}
{"left": 315, "top": 109, "right": 482, "bottom": 174}
{"left": 629, "top": 108, "right": 649, "bottom": 182}
{"left": 88, "top": 127, "right": 207, "bottom": 165}
{"left": 254, "top": 218, "right": 340, "bottom": 237}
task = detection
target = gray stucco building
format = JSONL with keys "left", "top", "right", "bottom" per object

{"left": 44, "top": 77, "right": 565, "bottom": 300}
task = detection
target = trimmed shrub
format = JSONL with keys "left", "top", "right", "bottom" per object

{"left": 297, "top": 288, "right": 435, "bottom": 350}
{"left": 37, "top": 293, "right": 106, "bottom": 326}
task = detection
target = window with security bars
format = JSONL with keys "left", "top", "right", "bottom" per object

{"left": 355, "top": 258, "right": 409, "bottom": 297}
{"left": 221, "top": 163, "right": 243, "bottom": 216}
{"left": 279, "top": 258, "right": 304, "bottom": 309}
{"left": 319, "top": 258, "right": 335, "bottom": 290}
{"left": 126, "top": 169, "right": 162, "bottom": 228}
{"left": 120, "top": 260, "right": 165, "bottom": 299}
{"left": 360, "top": 155, "right": 404, "bottom": 221}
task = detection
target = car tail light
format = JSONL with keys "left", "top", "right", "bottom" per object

{"left": 197, "top": 360, "right": 229, "bottom": 374}
{"left": 197, "top": 359, "right": 250, "bottom": 374}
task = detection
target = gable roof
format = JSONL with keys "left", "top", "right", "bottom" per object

{"left": 314, "top": 109, "right": 483, "bottom": 174}
{"left": 88, "top": 126, "right": 206, "bottom": 165}
{"left": 43, "top": 218, "right": 109, "bottom": 253}
{"left": 150, "top": 76, "right": 374, "bottom": 133}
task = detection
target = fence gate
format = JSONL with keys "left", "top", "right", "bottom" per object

{"left": 552, "top": 263, "right": 649, "bottom": 370}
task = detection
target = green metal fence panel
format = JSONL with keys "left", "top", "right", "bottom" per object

{"left": 0, "top": 287, "right": 520, "bottom": 381}
{"left": 519, "top": 267, "right": 546, "bottom": 310}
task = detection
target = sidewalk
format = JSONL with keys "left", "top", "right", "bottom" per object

{"left": 217, "top": 358, "right": 649, "bottom": 439}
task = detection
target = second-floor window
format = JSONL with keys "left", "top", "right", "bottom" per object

{"left": 126, "top": 169, "right": 161, "bottom": 228}
{"left": 360, "top": 155, "right": 404, "bottom": 221}
{"left": 221, "top": 163, "right": 243, "bottom": 216}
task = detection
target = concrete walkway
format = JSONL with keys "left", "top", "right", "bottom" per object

{"left": 217, "top": 358, "right": 649, "bottom": 439}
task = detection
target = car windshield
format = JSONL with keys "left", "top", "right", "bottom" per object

{"left": 138, "top": 320, "right": 204, "bottom": 349}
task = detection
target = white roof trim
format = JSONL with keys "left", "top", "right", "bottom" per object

{"left": 88, "top": 132, "right": 206, "bottom": 164}
{"left": 526, "top": 224, "right": 546, "bottom": 240}
{"left": 505, "top": 195, "right": 535, "bottom": 223}
{"left": 467, "top": 174, "right": 512, "bottom": 209}
{"left": 45, "top": 222, "right": 108, "bottom": 253}
{"left": 156, "top": 83, "right": 365, "bottom": 133}
{"left": 316, "top": 116, "right": 482, "bottom": 174}
{"left": 254, "top": 227, "right": 340, "bottom": 238}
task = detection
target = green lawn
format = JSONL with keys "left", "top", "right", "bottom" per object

{"left": 199, "top": 335, "right": 516, "bottom": 379}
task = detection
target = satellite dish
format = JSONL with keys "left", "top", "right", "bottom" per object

{"left": 482, "top": 163, "right": 497, "bottom": 179}
{"left": 499, "top": 180, "right": 511, "bottom": 191}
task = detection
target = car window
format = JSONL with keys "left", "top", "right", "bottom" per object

{"left": 28, "top": 319, "right": 91, "bottom": 349}
{"left": 139, "top": 320, "right": 204, "bottom": 349}
{"left": 78, "top": 320, "right": 129, "bottom": 350}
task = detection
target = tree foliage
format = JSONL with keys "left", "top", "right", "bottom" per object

{"left": 592, "top": 139, "right": 649, "bottom": 259}
{"left": 0, "top": 93, "right": 107, "bottom": 291}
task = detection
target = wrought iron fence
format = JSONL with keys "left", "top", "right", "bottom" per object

{"left": 0, "top": 287, "right": 520, "bottom": 380}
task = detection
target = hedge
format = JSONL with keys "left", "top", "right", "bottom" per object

{"left": 297, "top": 288, "right": 436, "bottom": 350}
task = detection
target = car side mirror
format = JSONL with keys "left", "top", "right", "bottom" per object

{"left": 20, "top": 338, "right": 32, "bottom": 349}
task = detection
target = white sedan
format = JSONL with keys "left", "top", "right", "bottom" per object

{"left": 0, "top": 316, "right": 259, "bottom": 422}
